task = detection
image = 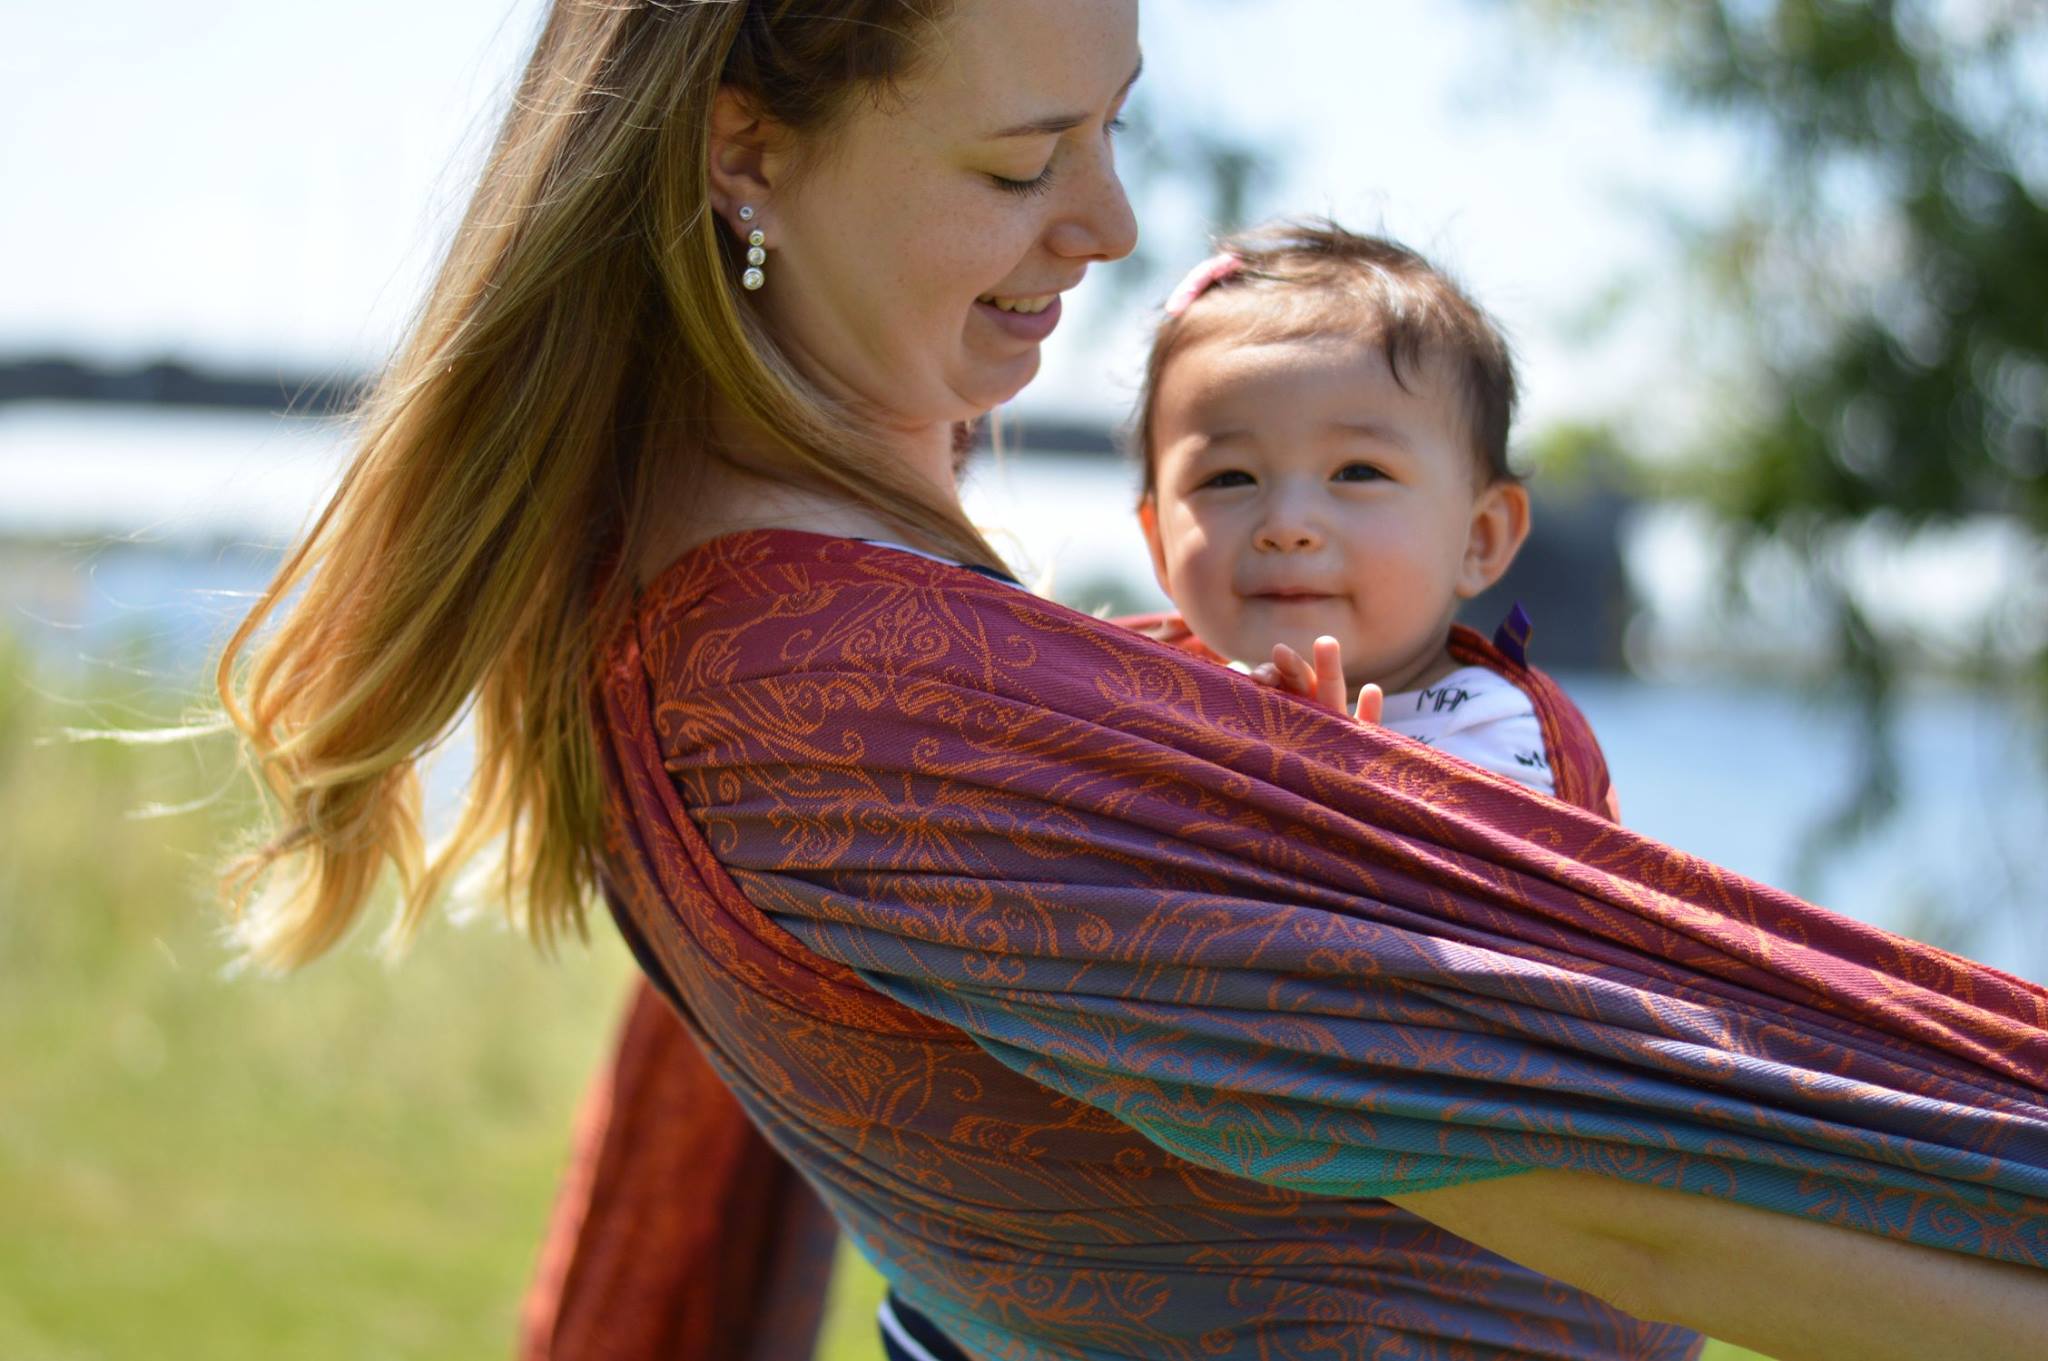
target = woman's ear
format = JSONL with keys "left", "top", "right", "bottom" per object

{"left": 706, "top": 86, "right": 785, "bottom": 234}
{"left": 1455, "top": 480, "right": 1532, "bottom": 600}
{"left": 1136, "top": 495, "right": 1174, "bottom": 599}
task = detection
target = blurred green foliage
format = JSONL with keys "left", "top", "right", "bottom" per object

{"left": 1526, "top": 0, "right": 2045, "bottom": 528}
{"left": 0, "top": 646, "right": 899, "bottom": 1359}
{"left": 1514, "top": 0, "right": 2048, "bottom": 878}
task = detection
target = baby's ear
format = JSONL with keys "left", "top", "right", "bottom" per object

{"left": 1136, "top": 495, "right": 1173, "bottom": 597}
{"left": 1455, "top": 480, "right": 1532, "bottom": 599}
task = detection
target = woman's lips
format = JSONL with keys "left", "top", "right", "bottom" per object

{"left": 974, "top": 293, "right": 1062, "bottom": 343}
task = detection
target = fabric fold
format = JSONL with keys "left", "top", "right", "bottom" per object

{"left": 526, "top": 529, "right": 2046, "bottom": 1361}
{"left": 518, "top": 973, "right": 836, "bottom": 1361}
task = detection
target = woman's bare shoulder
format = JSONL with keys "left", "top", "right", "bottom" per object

{"left": 632, "top": 462, "right": 907, "bottom": 590}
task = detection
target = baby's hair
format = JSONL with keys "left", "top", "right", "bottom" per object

{"left": 1131, "top": 219, "right": 1520, "bottom": 498}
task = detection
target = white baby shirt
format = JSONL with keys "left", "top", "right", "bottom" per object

{"left": 1379, "top": 665, "right": 1557, "bottom": 796}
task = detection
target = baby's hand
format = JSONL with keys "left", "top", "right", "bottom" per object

{"left": 1249, "top": 635, "right": 1384, "bottom": 725}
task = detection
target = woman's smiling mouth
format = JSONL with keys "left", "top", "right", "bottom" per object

{"left": 977, "top": 292, "right": 1057, "bottom": 314}
{"left": 975, "top": 291, "right": 1063, "bottom": 341}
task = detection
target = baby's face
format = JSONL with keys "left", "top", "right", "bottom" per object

{"left": 1141, "top": 329, "right": 1512, "bottom": 695}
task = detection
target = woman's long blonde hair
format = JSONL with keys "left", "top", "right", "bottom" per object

{"left": 217, "top": 0, "right": 995, "bottom": 970}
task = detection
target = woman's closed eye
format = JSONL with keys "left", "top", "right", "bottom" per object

{"left": 990, "top": 117, "right": 1124, "bottom": 197}
{"left": 991, "top": 165, "right": 1056, "bottom": 196}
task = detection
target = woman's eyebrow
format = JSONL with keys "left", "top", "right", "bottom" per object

{"left": 983, "top": 57, "right": 1143, "bottom": 139}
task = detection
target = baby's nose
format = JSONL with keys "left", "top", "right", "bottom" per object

{"left": 1254, "top": 522, "right": 1322, "bottom": 552}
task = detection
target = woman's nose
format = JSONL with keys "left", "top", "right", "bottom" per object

{"left": 1046, "top": 142, "right": 1139, "bottom": 263}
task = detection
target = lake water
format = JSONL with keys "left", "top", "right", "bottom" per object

{"left": 5, "top": 404, "right": 2043, "bottom": 978}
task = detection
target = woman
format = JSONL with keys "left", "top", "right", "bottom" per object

{"left": 217, "top": 3, "right": 2048, "bottom": 1359}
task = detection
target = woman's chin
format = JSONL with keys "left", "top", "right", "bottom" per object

{"left": 958, "top": 350, "right": 1043, "bottom": 411}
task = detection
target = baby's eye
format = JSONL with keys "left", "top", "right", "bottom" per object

{"left": 1333, "top": 462, "right": 1387, "bottom": 483}
{"left": 1196, "top": 469, "right": 1255, "bottom": 490}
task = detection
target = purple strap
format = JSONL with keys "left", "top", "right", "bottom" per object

{"left": 1492, "top": 602, "right": 1533, "bottom": 669}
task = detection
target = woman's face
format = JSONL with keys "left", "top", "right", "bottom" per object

{"left": 747, "top": 0, "right": 1141, "bottom": 432}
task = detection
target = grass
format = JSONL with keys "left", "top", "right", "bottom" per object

{"left": 0, "top": 640, "right": 1767, "bottom": 1360}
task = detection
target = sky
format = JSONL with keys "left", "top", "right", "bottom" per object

{"left": 0, "top": 0, "right": 1747, "bottom": 437}
{"left": 0, "top": 0, "right": 1764, "bottom": 620}
{"left": 7, "top": 0, "right": 2032, "bottom": 637}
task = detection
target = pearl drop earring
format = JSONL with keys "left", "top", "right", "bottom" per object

{"left": 738, "top": 205, "right": 766, "bottom": 291}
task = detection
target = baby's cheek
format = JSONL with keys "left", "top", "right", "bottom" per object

{"left": 1176, "top": 594, "right": 1250, "bottom": 664}
{"left": 1357, "top": 543, "right": 1447, "bottom": 610}
{"left": 1165, "top": 550, "right": 1225, "bottom": 624}
{"left": 1192, "top": 595, "right": 1279, "bottom": 671}
{"left": 1349, "top": 569, "right": 1455, "bottom": 666}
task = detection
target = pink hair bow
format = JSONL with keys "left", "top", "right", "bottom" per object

{"left": 1163, "top": 252, "right": 1243, "bottom": 318}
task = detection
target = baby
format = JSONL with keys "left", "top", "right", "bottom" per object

{"left": 1131, "top": 220, "right": 1609, "bottom": 807}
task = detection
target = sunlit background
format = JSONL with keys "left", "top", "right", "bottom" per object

{"left": 3, "top": 2, "right": 2043, "bottom": 1358}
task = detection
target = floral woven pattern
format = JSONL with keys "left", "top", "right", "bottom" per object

{"left": 563, "top": 529, "right": 2046, "bottom": 1361}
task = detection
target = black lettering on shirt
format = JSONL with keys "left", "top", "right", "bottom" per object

{"left": 1416, "top": 685, "right": 1473, "bottom": 715}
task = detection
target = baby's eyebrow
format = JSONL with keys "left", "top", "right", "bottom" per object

{"left": 1330, "top": 421, "right": 1410, "bottom": 449}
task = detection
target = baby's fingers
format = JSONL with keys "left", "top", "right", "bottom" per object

{"left": 1269, "top": 643, "right": 1318, "bottom": 697}
{"left": 1312, "top": 636, "right": 1347, "bottom": 713}
{"left": 1353, "top": 683, "right": 1384, "bottom": 726}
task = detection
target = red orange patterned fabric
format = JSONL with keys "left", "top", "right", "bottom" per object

{"left": 1117, "top": 610, "right": 1621, "bottom": 817}
{"left": 526, "top": 529, "right": 2048, "bottom": 1361}
{"left": 520, "top": 979, "right": 836, "bottom": 1361}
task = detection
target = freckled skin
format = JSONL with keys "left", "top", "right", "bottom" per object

{"left": 1141, "top": 323, "right": 1528, "bottom": 698}
{"left": 738, "top": 0, "right": 1142, "bottom": 433}
{"left": 655, "top": 0, "right": 1140, "bottom": 582}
